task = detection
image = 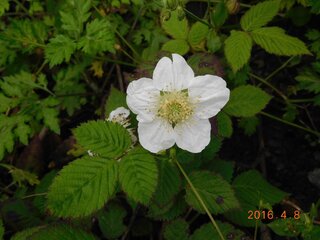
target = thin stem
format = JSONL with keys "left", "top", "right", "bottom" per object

{"left": 265, "top": 56, "right": 295, "bottom": 81}
{"left": 13, "top": 0, "right": 29, "bottom": 15}
{"left": 260, "top": 111, "right": 320, "bottom": 137}
{"left": 249, "top": 73, "right": 288, "bottom": 102}
{"left": 253, "top": 219, "right": 258, "bottom": 240}
{"left": 115, "top": 29, "right": 140, "bottom": 59}
{"left": 289, "top": 98, "right": 314, "bottom": 103}
{"left": 95, "top": 56, "right": 137, "bottom": 67}
{"left": 22, "top": 192, "right": 47, "bottom": 199}
{"left": 171, "top": 149, "right": 225, "bottom": 240}
{"left": 183, "top": 8, "right": 213, "bottom": 28}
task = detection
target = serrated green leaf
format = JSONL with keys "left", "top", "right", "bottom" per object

{"left": 217, "top": 111, "right": 233, "bottom": 138}
{"left": 251, "top": 27, "right": 311, "bottom": 55}
{"left": 98, "top": 203, "right": 127, "bottom": 239}
{"left": 198, "top": 138, "right": 221, "bottom": 162}
{"left": 11, "top": 226, "right": 44, "bottom": 240}
{"left": 119, "top": 147, "right": 158, "bottom": 205}
{"left": 1, "top": 19, "right": 47, "bottom": 53}
{"left": 225, "top": 170, "right": 289, "bottom": 227}
{"left": 211, "top": 2, "right": 228, "bottom": 27}
{"left": 224, "top": 31, "right": 252, "bottom": 72}
{"left": 78, "top": 18, "right": 115, "bottom": 55}
{"left": 190, "top": 221, "right": 245, "bottom": 240}
{"left": 41, "top": 107, "right": 60, "bottom": 134}
{"left": 154, "top": 158, "right": 181, "bottom": 205}
{"left": 29, "top": 224, "right": 96, "bottom": 240}
{"left": 148, "top": 195, "right": 187, "bottom": 221}
{"left": 14, "top": 121, "right": 31, "bottom": 145}
{"left": 268, "top": 218, "right": 302, "bottom": 237}
{"left": 0, "top": 0, "right": 9, "bottom": 16}
{"left": 47, "top": 157, "right": 118, "bottom": 218}
{"left": 8, "top": 167, "right": 40, "bottom": 186}
{"left": 188, "top": 22, "right": 209, "bottom": 50}
{"left": 185, "top": 171, "right": 239, "bottom": 214}
{"left": 59, "top": 0, "right": 91, "bottom": 38}
{"left": 240, "top": 0, "right": 280, "bottom": 31}
{"left": 161, "top": 9, "right": 189, "bottom": 39}
{"left": 224, "top": 85, "right": 272, "bottom": 117}
{"left": 45, "top": 35, "right": 76, "bottom": 68}
{"left": 164, "top": 219, "right": 189, "bottom": 240}
{"left": 105, "top": 87, "right": 128, "bottom": 116}
{"left": 162, "top": 39, "right": 189, "bottom": 55}
{"left": 73, "top": 120, "right": 131, "bottom": 159}
{"left": 0, "top": 115, "right": 15, "bottom": 160}
{"left": 53, "top": 64, "right": 87, "bottom": 116}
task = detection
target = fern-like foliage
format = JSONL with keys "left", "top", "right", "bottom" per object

{"left": 119, "top": 147, "right": 158, "bottom": 204}
{"left": 73, "top": 120, "right": 132, "bottom": 159}
{"left": 47, "top": 156, "right": 118, "bottom": 218}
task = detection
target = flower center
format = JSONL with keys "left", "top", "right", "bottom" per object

{"left": 157, "top": 90, "right": 194, "bottom": 125}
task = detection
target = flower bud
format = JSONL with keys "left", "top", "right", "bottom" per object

{"left": 177, "top": 6, "right": 185, "bottom": 20}
{"left": 161, "top": 9, "right": 171, "bottom": 22}
{"left": 226, "top": 0, "right": 240, "bottom": 15}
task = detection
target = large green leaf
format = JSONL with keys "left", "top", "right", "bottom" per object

{"left": 162, "top": 39, "right": 189, "bottom": 55}
{"left": 185, "top": 171, "right": 239, "bottom": 214}
{"left": 224, "top": 85, "right": 272, "bottom": 117}
{"left": 240, "top": 0, "right": 280, "bottom": 31}
{"left": 154, "top": 158, "right": 181, "bottom": 205}
{"left": 190, "top": 221, "right": 244, "bottom": 240}
{"left": 224, "top": 31, "right": 252, "bottom": 72}
{"left": 225, "top": 170, "right": 289, "bottom": 227}
{"left": 161, "top": 9, "right": 189, "bottom": 39}
{"left": 119, "top": 147, "right": 158, "bottom": 205}
{"left": 47, "top": 157, "right": 118, "bottom": 218}
{"left": 29, "top": 224, "right": 96, "bottom": 240}
{"left": 73, "top": 120, "right": 131, "bottom": 159}
{"left": 251, "top": 27, "right": 311, "bottom": 55}
{"left": 164, "top": 219, "right": 189, "bottom": 240}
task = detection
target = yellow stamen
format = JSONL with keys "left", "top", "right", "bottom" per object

{"left": 157, "top": 91, "right": 193, "bottom": 125}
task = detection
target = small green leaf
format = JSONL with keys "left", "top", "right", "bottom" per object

{"left": 238, "top": 116, "right": 260, "bottom": 136}
{"left": 47, "top": 157, "right": 118, "bottom": 218}
{"left": 211, "top": 2, "right": 228, "bottom": 27}
{"left": 224, "top": 85, "right": 272, "bottom": 117}
{"left": 98, "top": 203, "right": 127, "bottom": 239}
{"left": 41, "top": 107, "right": 60, "bottom": 134}
{"left": 73, "top": 120, "right": 131, "bottom": 159}
{"left": 224, "top": 31, "right": 252, "bottom": 72}
{"left": 154, "top": 158, "right": 181, "bottom": 205}
{"left": 30, "top": 224, "right": 96, "bottom": 240}
{"left": 164, "top": 219, "right": 189, "bottom": 240}
{"left": 45, "top": 35, "right": 76, "bottom": 68}
{"left": 162, "top": 39, "right": 189, "bottom": 55}
{"left": 119, "top": 147, "right": 158, "bottom": 205}
{"left": 161, "top": 9, "right": 189, "bottom": 39}
{"left": 217, "top": 111, "right": 233, "bottom": 138}
{"left": 78, "top": 18, "right": 115, "bottom": 55}
{"left": 105, "top": 86, "right": 128, "bottom": 116}
{"left": 240, "top": 0, "right": 280, "bottom": 31}
{"left": 14, "top": 122, "right": 31, "bottom": 145}
{"left": 251, "top": 27, "right": 311, "bottom": 56}
{"left": 185, "top": 171, "right": 239, "bottom": 214}
{"left": 187, "top": 22, "right": 209, "bottom": 50}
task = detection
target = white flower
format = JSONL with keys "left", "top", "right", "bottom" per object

{"left": 126, "top": 54, "right": 230, "bottom": 153}
{"left": 107, "top": 107, "right": 137, "bottom": 144}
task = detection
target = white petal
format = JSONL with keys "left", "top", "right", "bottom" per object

{"left": 174, "top": 117, "right": 211, "bottom": 153}
{"left": 189, "top": 75, "right": 230, "bottom": 119}
{"left": 153, "top": 54, "right": 193, "bottom": 91}
{"left": 126, "top": 78, "right": 159, "bottom": 122}
{"left": 138, "top": 118, "right": 175, "bottom": 153}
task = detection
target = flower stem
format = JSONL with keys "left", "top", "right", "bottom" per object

{"left": 170, "top": 148, "right": 225, "bottom": 240}
{"left": 260, "top": 111, "right": 320, "bottom": 137}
